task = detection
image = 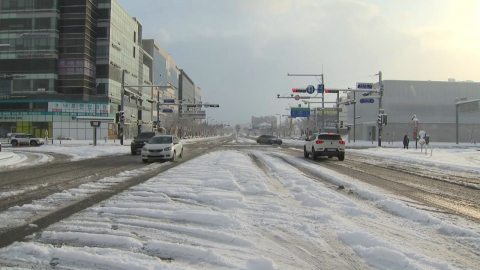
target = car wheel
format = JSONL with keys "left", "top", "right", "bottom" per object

{"left": 142, "top": 158, "right": 148, "bottom": 163}
{"left": 303, "top": 147, "right": 309, "bottom": 158}
{"left": 257, "top": 140, "right": 260, "bottom": 144}
{"left": 311, "top": 147, "right": 317, "bottom": 160}
{"left": 131, "top": 148, "right": 137, "bottom": 155}
{"left": 338, "top": 154, "right": 345, "bottom": 161}
{"left": 268, "top": 140, "right": 273, "bottom": 145}
{"left": 30, "top": 141, "right": 37, "bottom": 146}
{"left": 171, "top": 150, "right": 176, "bottom": 162}
{"left": 328, "top": 155, "right": 332, "bottom": 158}
{"left": 11, "top": 140, "right": 18, "bottom": 147}
{"left": 179, "top": 148, "right": 183, "bottom": 158}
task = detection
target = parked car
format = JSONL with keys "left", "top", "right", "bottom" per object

{"left": 303, "top": 133, "right": 345, "bottom": 161}
{"left": 141, "top": 135, "right": 183, "bottom": 163}
{"left": 130, "top": 132, "right": 157, "bottom": 155}
{"left": 256, "top": 135, "right": 282, "bottom": 145}
{"left": 10, "top": 134, "right": 44, "bottom": 147}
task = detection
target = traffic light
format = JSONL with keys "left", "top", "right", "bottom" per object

{"left": 362, "top": 91, "right": 372, "bottom": 96}
{"left": 377, "top": 114, "right": 382, "bottom": 125}
{"left": 340, "top": 121, "right": 344, "bottom": 128}
{"left": 119, "top": 110, "right": 125, "bottom": 122}
{"left": 325, "top": 89, "right": 339, "bottom": 93}
{"left": 382, "top": 114, "right": 387, "bottom": 125}
{"left": 208, "top": 104, "right": 220, "bottom": 107}
{"left": 292, "top": 88, "right": 306, "bottom": 93}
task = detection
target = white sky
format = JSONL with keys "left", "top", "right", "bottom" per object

{"left": 116, "top": 0, "right": 480, "bottom": 125}
{"left": 0, "top": 137, "right": 479, "bottom": 268}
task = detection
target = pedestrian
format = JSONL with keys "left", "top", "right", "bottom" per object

{"left": 403, "top": 134, "right": 409, "bottom": 149}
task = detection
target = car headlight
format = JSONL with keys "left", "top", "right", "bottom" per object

{"left": 164, "top": 147, "right": 171, "bottom": 151}
{"left": 142, "top": 147, "right": 147, "bottom": 151}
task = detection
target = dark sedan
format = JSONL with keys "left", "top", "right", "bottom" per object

{"left": 256, "top": 135, "right": 282, "bottom": 145}
{"left": 130, "top": 132, "right": 157, "bottom": 155}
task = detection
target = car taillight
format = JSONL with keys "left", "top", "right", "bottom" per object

{"left": 315, "top": 140, "right": 324, "bottom": 144}
{"left": 339, "top": 141, "right": 345, "bottom": 145}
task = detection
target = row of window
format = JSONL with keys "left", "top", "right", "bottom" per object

{"left": 1, "top": 0, "right": 55, "bottom": 10}
{"left": 0, "top": 18, "right": 56, "bottom": 31}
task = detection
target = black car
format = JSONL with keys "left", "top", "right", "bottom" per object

{"left": 131, "top": 132, "right": 157, "bottom": 155}
{"left": 256, "top": 135, "right": 282, "bottom": 145}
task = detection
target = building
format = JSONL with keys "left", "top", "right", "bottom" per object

{"left": 0, "top": 0, "right": 153, "bottom": 139}
{"left": 346, "top": 80, "right": 480, "bottom": 142}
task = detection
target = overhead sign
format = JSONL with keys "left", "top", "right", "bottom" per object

{"left": 163, "top": 99, "right": 175, "bottom": 104}
{"left": 292, "top": 88, "right": 306, "bottom": 93}
{"left": 290, "top": 107, "right": 310, "bottom": 118}
{"left": 162, "top": 109, "right": 173, "bottom": 113}
{"left": 360, "top": 98, "right": 375, "bottom": 104}
{"left": 306, "top": 85, "right": 315, "bottom": 94}
{"left": 356, "top": 82, "right": 374, "bottom": 89}
{"left": 458, "top": 100, "right": 479, "bottom": 113}
{"left": 317, "top": 84, "right": 324, "bottom": 93}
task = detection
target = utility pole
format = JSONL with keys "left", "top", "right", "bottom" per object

{"left": 353, "top": 91, "right": 356, "bottom": 142}
{"left": 378, "top": 71, "right": 383, "bottom": 147}
{"left": 321, "top": 74, "right": 325, "bottom": 132}
{"left": 336, "top": 91, "right": 340, "bottom": 133}
{"left": 120, "top": 70, "right": 125, "bottom": 145}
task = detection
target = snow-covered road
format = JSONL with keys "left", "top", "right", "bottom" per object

{"left": 0, "top": 142, "right": 479, "bottom": 269}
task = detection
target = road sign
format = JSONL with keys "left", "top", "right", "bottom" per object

{"left": 306, "top": 85, "right": 315, "bottom": 94}
{"left": 291, "top": 107, "right": 310, "bottom": 118}
{"left": 162, "top": 108, "right": 173, "bottom": 113}
{"left": 356, "top": 82, "right": 373, "bottom": 89}
{"left": 360, "top": 98, "right": 375, "bottom": 103}
{"left": 325, "top": 89, "right": 339, "bottom": 93}
{"left": 317, "top": 84, "right": 324, "bottom": 93}
{"left": 294, "top": 95, "right": 300, "bottom": 100}
{"left": 292, "top": 88, "right": 306, "bottom": 93}
{"left": 163, "top": 99, "right": 175, "bottom": 104}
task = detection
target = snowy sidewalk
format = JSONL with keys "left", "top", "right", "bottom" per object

{"left": 0, "top": 152, "right": 14, "bottom": 161}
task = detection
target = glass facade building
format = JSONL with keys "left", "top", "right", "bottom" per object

{"left": 0, "top": 0, "right": 155, "bottom": 139}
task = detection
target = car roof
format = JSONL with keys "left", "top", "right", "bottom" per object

{"left": 152, "top": 135, "right": 173, "bottom": 138}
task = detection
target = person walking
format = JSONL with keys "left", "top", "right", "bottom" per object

{"left": 403, "top": 134, "right": 410, "bottom": 149}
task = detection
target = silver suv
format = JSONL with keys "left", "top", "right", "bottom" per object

{"left": 10, "top": 134, "right": 44, "bottom": 147}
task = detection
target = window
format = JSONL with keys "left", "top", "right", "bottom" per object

{"left": 97, "top": 9, "right": 110, "bottom": 20}
{"left": 133, "top": 46, "right": 136, "bottom": 58}
{"left": 134, "top": 31, "right": 136, "bottom": 43}
{"left": 35, "top": 18, "right": 51, "bottom": 30}
{"left": 97, "top": 27, "right": 108, "bottom": 38}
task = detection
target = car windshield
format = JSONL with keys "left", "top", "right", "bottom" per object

{"left": 136, "top": 132, "right": 155, "bottom": 139}
{"left": 148, "top": 136, "right": 172, "bottom": 144}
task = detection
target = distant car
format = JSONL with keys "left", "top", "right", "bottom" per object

{"left": 256, "top": 135, "right": 282, "bottom": 145}
{"left": 10, "top": 134, "right": 44, "bottom": 147}
{"left": 303, "top": 133, "right": 345, "bottom": 161}
{"left": 130, "top": 132, "right": 157, "bottom": 155}
{"left": 141, "top": 135, "right": 183, "bottom": 163}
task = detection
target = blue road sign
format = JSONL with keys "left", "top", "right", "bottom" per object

{"left": 163, "top": 99, "right": 175, "bottom": 104}
{"left": 306, "top": 85, "right": 315, "bottom": 94}
{"left": 356, "top": 82, "right": 373, "bottom": 89}
{"left": 291, "top": 108, "right": 310, "bottom": 118}
{"left": 162, "top": 108, "right": 174, "bottom": 113}
{"left": 360, "top": 98, "right": 375, "bottom": 104}
{"left": 317, "top": 84, "right": 324, "bottom": 93}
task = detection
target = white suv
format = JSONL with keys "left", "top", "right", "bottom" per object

{"left": 303, "top": 133, "right": 345, "bottom": 161}
{"left": 10, "top": 134, "right": 44, "bottom": 147}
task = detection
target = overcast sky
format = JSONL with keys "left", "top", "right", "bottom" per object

{"left": 117, "top": 0, "right": 479, "bottom": 125}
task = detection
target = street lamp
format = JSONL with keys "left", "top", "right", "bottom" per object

{"left": 412, "top": 115, "right": 419, "bottom": 149}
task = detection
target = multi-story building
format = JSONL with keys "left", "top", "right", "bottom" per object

{"left": 142, "top": 39, "right": 180, "bottom": 126}
{"left": 0, "top": 0, "right": 154, "bottom": 139}
{"left": 346, "top": 80, "right": 480, "bottom": 142}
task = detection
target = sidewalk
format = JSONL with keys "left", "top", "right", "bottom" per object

{"left": 0, "top": 152, "right": 14, "bottom": 161}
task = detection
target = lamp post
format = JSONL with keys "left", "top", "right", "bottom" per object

{"left": 412, "top": 115, "right": 419, "bottom": 149}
